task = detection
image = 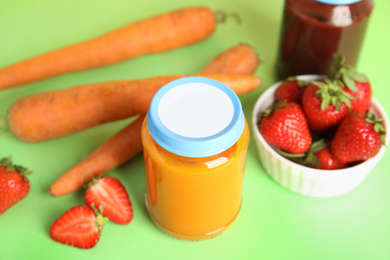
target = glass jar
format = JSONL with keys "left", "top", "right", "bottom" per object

{"left": 141, "top": 76, "right": 250, "bottom": 240}
{"left": 276, "top": 0, "right": 374, "bottom": 79}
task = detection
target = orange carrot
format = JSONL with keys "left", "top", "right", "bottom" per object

{"left": 0, "top": 7, "right": 216, "bottom": 90}
{"left": 201, "top": 43, "right": 259, "bottom": 74}
{"left": 47, "top": 45, "right": 261, "bottom": 196}
{"left": 49, "top": 115, "right": 145, "bottom": 196}
{"left": 8, "top": 73, "right": 261, "bottom": 143}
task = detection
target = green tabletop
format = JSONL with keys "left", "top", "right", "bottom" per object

{"left": 1, "top": 0, "right": 389, "bottom": 259}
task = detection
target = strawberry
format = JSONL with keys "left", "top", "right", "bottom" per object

{"left": 50, "top": 205, "right": 108, "bottom": 249}
{"left": 306, "top": 140, "right": 347, "bottom": 170}
{"left": 301, "top": 79, "right": 354, "bottom": 132}
{"left": 259, "top": 101, "right": 312, "bottom": 154}
{"left": 84, "top": 176, "right": 133, "bottom": 225}
{"left": 0, "top": 157, "right": 31, "bottom": 215}
{"left": 330, "top": 111, "right": 386, "bottom": 164}
{"left": 313, "top": 147, "right": 347, "bottom": 169}
{"left": 275, "top": 77, "right": 308, "bottom": 104}
{"left": 285, "top": 139, "right": 347, "bottom": 170}
{"left": 330, "top": 54, "right": 372, "bottom": 114}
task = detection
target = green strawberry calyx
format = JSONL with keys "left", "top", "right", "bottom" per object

{"left": 276, "top": 148, "right": 306, "bottom": 159}
{"left": 83, "top": 175, "right": 103, "bottom": 190}
{"left": 0, "top": 156, "right": 32, "bottom": 177}
{"left": 313, "top": 79, "right": 356, "bottom": 111}
{"left": 329, "top": 53, "right": 368, "bottom": 92}
{"left": 278, "top": 139, "right": 328, "bottom": 168}
{"left": 300, "top": 139, "right": 328, "bottom": 168}
{"left": 365, "top": 111, "right": 387, "bottom": 145}
{"left": 89, "top": 203, "right": 109, "bottom": 233}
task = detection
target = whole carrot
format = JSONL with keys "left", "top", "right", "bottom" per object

{"left": 49, "top": 115, "right": 145, "bottom": 196}
{"left": 201, "top": 43, "right": 259, "bottom": 74}
{"left": 8, "top": 73, "right": 261, "bottom": 143}
{"left": 48, "top": 45, "right": 261, "bottom": 196}
{"left": 0, "top": 7, "right": 216, "bottom": 90}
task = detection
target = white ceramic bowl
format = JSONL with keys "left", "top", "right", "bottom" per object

{"left": 252, "top": 75, "right": 390, "bottom": 198}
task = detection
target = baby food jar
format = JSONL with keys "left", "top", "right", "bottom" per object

{"left": 141, "top": 76, "right": 250, "bottom": 240}
{"left": 276, "top": 0, "right": 374, "bottom": 79}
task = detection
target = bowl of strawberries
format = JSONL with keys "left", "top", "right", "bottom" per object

{"left": 252, "top": 56, "right": 389, "bottom": 198}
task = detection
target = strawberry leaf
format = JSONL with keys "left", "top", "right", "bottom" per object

{"left": 309, "top": 139, "right": 328, "bottom": 154}
{"left": 329, "top": 53, "right": 345, "bottom": 79}
{"left": 342, "top": 71, "right": 358, "bottom": 92}
{"left": 276, "top": 148, "right": 306, "bottom": 158}
{"left": 329, "top": 54, "right": 368, "bottom": 92}
{"left": 347, "top": 67, "right": 368, "bottom": 83}
{"left": 314, "top": 80, "right": 354, "bottom": 111}
{"left": 365, "top": 111, "right": 387, "bottom": 145}
{"left": 0, "top": 156, "right": 32, "bottom": 176}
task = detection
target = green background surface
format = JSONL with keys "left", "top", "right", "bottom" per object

{"left": 1, "top": 0, "right": 389, "bottom": 259}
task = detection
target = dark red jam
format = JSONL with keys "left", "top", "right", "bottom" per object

{"left": 276, "top": 0, "right": 373, "bottom": 79}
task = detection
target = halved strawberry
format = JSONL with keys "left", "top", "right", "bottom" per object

{"left": 49, "top": 205, "right": 108, "bottom": 249}
{"left": 84, "top": 176, "right": 133, "bottom": 225}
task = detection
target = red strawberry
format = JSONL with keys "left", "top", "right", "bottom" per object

{"left": 0, "top": 157, "right": 31, "bottom": 214}
{"left": 50, "top": 205, "right": 108, "bottom": 249}
{"left": 85, "top": 176, "right": 133, "bottom": 225}
{"left": 289, "top": 139, "right": 347, "bottom": 169}
{"left": 312, "top": 147, "right": 347, "bottom": 170}
{"left": 302, "top": 79, "right": 354, "bottom": 132}
{"left": 330, "top": 111, "right": 386, "bottom": 164}
{"left": 259, "top": 101, "right": 312, "bottom": 154}
{"left": 342, "top": 81, "right": 371, "bottom": 114}
{"left": 330, "top": 54, "right": 372, "bottom": 114}
{"left": 275, "top": 77, "right": 308, "bottom": 104}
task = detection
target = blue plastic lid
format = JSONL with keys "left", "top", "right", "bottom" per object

{"left": 314, "top": 0, "right": 361, "bottom": 4}
{"left": 147, "top": 76, "right": 245, "bottom": 158}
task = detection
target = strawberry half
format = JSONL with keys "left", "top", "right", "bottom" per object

{"left": 330, "top": 111, "right": 386, "bottom": 164}
{"left": 0, "top": 157, "right": 31, "bottom": 215}
{"left": 84, "top": 176, "right": 133, "bottom": 225}
{"left": 259, "top": 101, "right": 312, "bottom": 154}
{"left": 49, "top": 205, "right": 108, "bottom": 249}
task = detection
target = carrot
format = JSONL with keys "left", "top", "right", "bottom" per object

{"left": 201, "top": 43, "right": 259, "bottom": 74}
{"left": 48, "top": 45, "right": 261, "bottom": 196}
{"left": 8, "top": 73, "right": 261, "bottom": 143}
{"left": 49, "top": 115, "right": 145, "bottom": 196}
{"left": 0, "top": 7, "right": 217, "bottom": 90}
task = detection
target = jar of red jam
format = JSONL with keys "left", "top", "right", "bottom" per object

{"left": 276, "top": 0, "right": 374, "bottom": 79}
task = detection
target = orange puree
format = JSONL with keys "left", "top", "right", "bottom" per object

{"left": 141, "top": 118, "right": 250, "bottom": 240}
